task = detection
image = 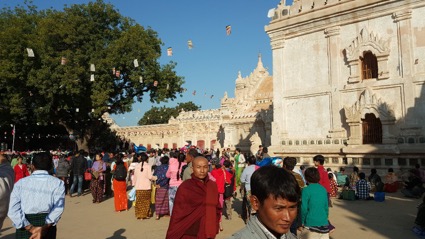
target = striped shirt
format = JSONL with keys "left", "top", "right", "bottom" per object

{"left": 8, "top": 170, "right": 65, "bottom": 228}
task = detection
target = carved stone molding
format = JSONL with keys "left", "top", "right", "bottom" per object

{"left": 345, "top": 28, "right": 390, "bottom": 83}
{"left": 392, "top": 10, "right": 412, "bottom": 23}
{"left": 344, "top": 88, "right": 395, "bottom": 123}
{"left": 344, "top": 88, "right": 396, "bottom": 145}
{"left": 324, "top": 26, "right": 340, "bottom": 38}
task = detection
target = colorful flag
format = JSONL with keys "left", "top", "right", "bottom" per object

{"left": 134, "top": 59, "right": 139, "bottom": 67}
{"left": 188, "top": 40, "right": 193, "bottom": 49}
{"left": 26, "top": 48, "right": 34, "bottom": 57}
{"left": 167, "top": 47, "right": 173, "bottom": 56}
{"left": 192, "top": 90, "right": 196, "bottom": 96}
{"left": 226, "top": 25, "right": 231, "bottom": 35}
{"left": 61, "top": 57, "right": 67, "bottom": 65}
{"left": 90, "top": 64, "right": 95, "bottom": 72}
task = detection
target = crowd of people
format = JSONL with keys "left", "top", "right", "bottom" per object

{"left": 1, "top": 144, "right": 425, "bottom": 238}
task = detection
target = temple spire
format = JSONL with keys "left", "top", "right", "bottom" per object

{"left": 256, "top": 53, "right": 266, "bottom": 72}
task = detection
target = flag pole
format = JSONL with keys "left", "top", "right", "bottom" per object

{"left": 12, "top": 125, "right": 15, "bottom": 152}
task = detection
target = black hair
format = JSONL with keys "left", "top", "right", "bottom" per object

{"left": 223, "top": 160, "right": 231, "bottom": 168}
{"left": 328, "top": 172, "right": 333, "bottom": 180}
{"left": 251, "top": 165, "right": 300, "bottom": 205}
{"left": 177, "top": 152, "right": 186, "bottom": 180}
{"left": 32, "top": 152, "right": 53, "bottom": 171}
{"left": 359, "top": 172, "right": 366, "bottom": 179}
{"left": 160, "top": 156, "right": 169, "bottom": 165}
{"left": 388, "top": 168, "right": 394, "bottom": 173}
{"left": 304, "top": 167, "right": 320, "bottom": 183}
{"left": 187, "top": 148, "right": 199, "bottom": 158}
{"left": 247, "top": 155, "right": 256, "bottom": 165}
{"left": 353, "top": 166, "right": 359, "bottom": 173}
{"left": 313, "top": 154, "right": 325, "bottom": 165}
{"left": 170, "top": 151, "right": 179, "bottom": 159}
{"left": 262, "top": 147, "right": 268, "bottom": 153}
{"left": 283, "top": 157, "right": 297, "bottom": 171}
{"left": 140, "top": 153, "right": 148, "bottom": 172}
{"left": 371, "top": 168, "right": 377, "bottom": 174}
{"left": 235, "top": 148, "right": 241, "bottom": 153}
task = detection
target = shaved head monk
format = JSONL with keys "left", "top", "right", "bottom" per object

{"left": 166, "top": 156, "right": 221, "bottom": 239}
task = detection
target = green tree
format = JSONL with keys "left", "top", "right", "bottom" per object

{"left": 138, "top": 101, "right": 200, "bottom": 125}
{"left": 0, "top": 1, "right": 184, "bottom": 151}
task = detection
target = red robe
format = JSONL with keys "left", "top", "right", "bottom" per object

{"left": 14, "top": 164, "right": 30, "bottom": 183}
{"left": 166, "top": 174, "right": 221, "bottom": 239}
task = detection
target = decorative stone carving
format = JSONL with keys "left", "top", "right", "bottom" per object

{"left": 344, "top": 88, "right": 396, "bottom": 145}
{"left": 344, "top": 88, "right": 395, "bottom": 123}
{"left": 345, "top": 28, "right": 390, "bottom": 83}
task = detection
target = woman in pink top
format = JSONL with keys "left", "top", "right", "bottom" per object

{"left": 133, "top": 153, "right": 156, "bottom": 220}
{"left": 166, "top": 151, "right": 186, "bottom": 215}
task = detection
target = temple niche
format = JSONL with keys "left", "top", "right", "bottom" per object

{"left": 108, "top": 55, "right": 273, "bottom": 154}
{"left": 266, "top": 0, "right": 425, "bottom": 172}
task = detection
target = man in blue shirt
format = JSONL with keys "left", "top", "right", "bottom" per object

{"left": 8, "top": 152, "right": 65, "bottom": 239}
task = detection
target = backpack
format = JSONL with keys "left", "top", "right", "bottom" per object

{"left": 114, "top": 163, "right": 127, "bottom": 181}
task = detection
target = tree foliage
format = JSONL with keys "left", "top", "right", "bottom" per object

{"left": 138, "top": 101, "right": 200, "bottom": 125}
{"left": 0, "top": 1, "right": 185, "bottom": 150}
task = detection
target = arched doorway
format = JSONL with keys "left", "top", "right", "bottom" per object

{"left": 362, "top": 113, "right": 382, "bottom": 144}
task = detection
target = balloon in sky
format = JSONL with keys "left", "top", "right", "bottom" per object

{"left": 167, "top": 47, "right": 173, "bottom": 56}
{"left": 188, "top": 40, "right": 193, "bottom": 49}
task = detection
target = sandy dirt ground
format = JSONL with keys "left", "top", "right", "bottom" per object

{"left": 0, "top": 189, "right": 421, "bottom": 239}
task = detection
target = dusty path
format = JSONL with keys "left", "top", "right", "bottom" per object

{"left": 0, "top": 190, "right": 421, "bottom": 239}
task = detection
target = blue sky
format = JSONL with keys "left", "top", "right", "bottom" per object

{"left": 1, "top": 0, "right": 293, "bottom": 126}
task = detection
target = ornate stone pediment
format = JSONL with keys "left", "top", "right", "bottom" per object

{"left": 344, "top": 88, "right": 395, "bottom": 122}
{"left": 345, "top": 28, "right": 391, "bottom": 82}
{"left": 346, "top": 28, "right": 390, "bottom": 60}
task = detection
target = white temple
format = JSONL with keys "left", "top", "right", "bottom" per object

{"left": 106, "top": 55, "right": 273, "bottom": 154}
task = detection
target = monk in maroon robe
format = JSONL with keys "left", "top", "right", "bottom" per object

{"left": 166, "top": 156, "right": 221, "bottom": 239}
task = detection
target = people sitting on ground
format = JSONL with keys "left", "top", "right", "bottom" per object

{"left": 412, "top": 195, "right": 425, "bottom": 237}
{"left": 336, "top": 167, "right": 349, "bottom": 188}
{"left": 368, "top": 168, "right": 382, "bottom": 192}
{"left": 384, "top": 168, "right": 398, "bottom": 193}
{"left": 356, "top": 172, "right": 373, "bottom": 200}
{"left": 401, "top": 169, "right": 425, "bottom": 199}
{"left": 349, "top": 166, "right": 360, "bottom": 190}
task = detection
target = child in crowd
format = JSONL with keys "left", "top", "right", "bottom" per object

{"left": 300, "top": 167, "right": 330, "bottom": 239}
